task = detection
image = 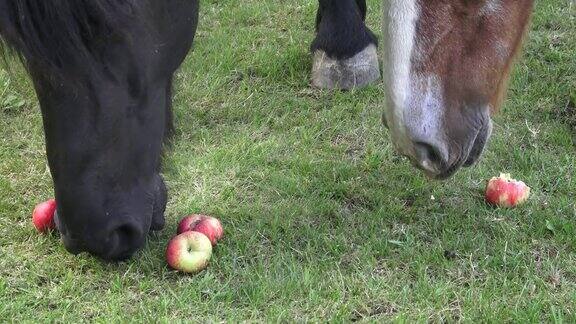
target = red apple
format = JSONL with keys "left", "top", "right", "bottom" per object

{"left": 166, "top": 231, "right": 213, "bottom": 274}
{"left": 176, "top": 214, "right": 204, "bottom": 234}
{"left": 485, "top": 173, "right": 531, "bottom": 208}
{"left": 177, "top": 214, "right": 223, "bottom": 245}
{"left": 32, "top": 199, "right": 57, "bottom": 233}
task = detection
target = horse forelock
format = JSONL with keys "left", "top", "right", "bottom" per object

{"left": 0, "top": 0, "right": 139, "bottom": 74}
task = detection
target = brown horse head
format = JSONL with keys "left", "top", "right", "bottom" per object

{"left": 382, "top": 0, "right": 534, "bottom": 179}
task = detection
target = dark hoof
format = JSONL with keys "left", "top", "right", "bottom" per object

{"left": 312, "top": 44, "right": 380, "bottom": 90}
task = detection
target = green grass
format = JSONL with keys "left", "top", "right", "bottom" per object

{"left": 1, "top": 0, "right": 575, "bottom": 321}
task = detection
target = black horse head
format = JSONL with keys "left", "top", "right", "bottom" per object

{"left": 0, "top": 0, "right": 199, "bottom": 260}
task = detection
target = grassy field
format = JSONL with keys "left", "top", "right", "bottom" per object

{"left": 1, "top": 0, "right": 575, "bottom": 321}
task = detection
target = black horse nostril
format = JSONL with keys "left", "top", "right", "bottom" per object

{"left": 104, "top": 223, "right": 144, "bottom": 261}
{"left": 115, "top": 224, "right": 138, "bottom": 243}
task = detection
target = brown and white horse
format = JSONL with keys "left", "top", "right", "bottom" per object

{"left": 380, "top": 0, "right": 534, "bottom": 179}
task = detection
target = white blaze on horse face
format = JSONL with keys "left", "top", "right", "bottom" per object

{"left": 381, "top": 0, "right": 420, "bottom": 158}
{"left": 382, "top": 0, "right": 448, "bottom": 171}
{"left": 405, "top": 75, "right": 449, "bottom": 166}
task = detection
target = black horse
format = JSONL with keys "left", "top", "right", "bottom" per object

{"left": 0, "top": 0, "right": 378, "bottom": 260}
{"left": 0, "top": 0, "right": 533, "bottom": 260}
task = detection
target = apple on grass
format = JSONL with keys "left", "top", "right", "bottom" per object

{"left": 32, "top": 199, "right": 57, "bottom": 233}
{"left": 485, "top": 173, "right": 531, "bottom": 208}
{"left": 177, "top": 214, "right": 223, "bottom": 246}
{"left": 166, "top": 231, "right": 213, "bottom": 274}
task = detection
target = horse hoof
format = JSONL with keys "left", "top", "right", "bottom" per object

{"left": 311, "top": 44, "right": 380, "bottom": 90}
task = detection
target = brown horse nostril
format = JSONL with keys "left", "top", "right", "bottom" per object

{"left": 414, "top": 142, "right": 448, "bottom": 174}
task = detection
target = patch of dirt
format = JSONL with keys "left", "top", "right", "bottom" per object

{"left": 341, "top": 195, "right": 374, "bottom": 216}
{"left": 437, "top": 299, "right": 463, "bottom": 322}
{"left": 350, "top": 302, "right": 399, "bottom": 321}
{"left": 445, "top": 258, "right": 488, "bottom": 287}
{"left": 402, "top": 195, "right": 415, "bottom": 208}
{"left": 444, "top": 250, "right": 458, "bottom": 260}
{"left": 559, "top": 96, "right": 576, "bottom": 141}
{"left": 226, "top": 67, "right": 259, "bottom": 85}
{"left": 331, "top": 133, "right": 366, "bottom": 160}
{"left": 563, "top": 270, "right": 576, "bottom": 284}
{"left": 372, "top": 259, "right": 408, "bottom": 278}
{"left": 546, "top": 271, "right": 562, "bottom": 289}
{"left": 338, "top": 248, "right": 361, "bottom": 268}
{"left": 532, "top": 246, "right": 560, "bottom": 272}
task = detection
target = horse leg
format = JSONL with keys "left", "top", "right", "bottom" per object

{"left": 311, "top": 0, "right": 380, "bottom": 90}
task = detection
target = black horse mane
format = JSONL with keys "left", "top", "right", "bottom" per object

{"left": 0, "top": 0, "right": 137, "bottom": 72}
